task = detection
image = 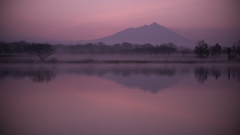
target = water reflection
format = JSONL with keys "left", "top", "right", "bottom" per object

{"left": 211, "top": 68, "right": 221, "bottom": 80}
{"left": 0, "top": 64, "right": 239, "bottom": 87}
{"left": 194, "top": 67, "right": 223, "bottom": 83}
{"left": 1, "top": 64, "right": 240, "bottom": 135}
{"left": 194, "top": 66, "right": 240, "bottom": 83}
{"left": 67, "top": 65, "right": 179, "bottom": 77}
{"left": 194, "top": 67, "right": 209, "bottom": 83}
{"left": 31, "top": 67, "right": 55, "bottom": 82}
{"left": 228, "top": 67, "right": 240, "bottom": 82}
{"left": 0, "top": 66, "right": 55, "bottom": 82}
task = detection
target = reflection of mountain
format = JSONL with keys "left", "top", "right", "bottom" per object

{"left": 67, "top": 66, "right": 180, "bottom": 77}
{"left": 0, "top": 65, "right": 239, "bottom": 90}
{"left": 104, "top": 74, "right": 182, "bottom": 93}
{"left": 68, "top": 66, "right": 187, "bottom": 93}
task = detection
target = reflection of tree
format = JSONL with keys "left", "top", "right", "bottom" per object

{"left": 0, "top": 67, "right": 55, "bottom": 82}
{"left": 69, "top": 67, "right": 177, "bottom": 77}
{"left": 194, "top": 67, "right": 240, "bottom": 84}
{"left": 228, "top": 67, "right": 240, "bottom": 82}
{"left": 211, "top": 69, "right": 221, "bottom": 80}
{"left": 1, "top": 65, "right": 240, "bottom": 85}
{"left": 194, "top": 67, "right": 209, "bottom": 83}
{"left": 31, "top": 67, "right": 55, "bottom": 82}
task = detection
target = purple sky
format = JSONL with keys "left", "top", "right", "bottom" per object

{"left": 0, "top": 0, "right": 239, "bottom": 45}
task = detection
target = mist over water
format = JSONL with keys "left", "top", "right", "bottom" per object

{"left": 0, "top": 64, "right": 240, "bottom": 135}
{"left": 1, "top": 0, "right": 240, "bottom": 134}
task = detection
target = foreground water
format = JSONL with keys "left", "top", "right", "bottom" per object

{"left": 0, "top": 64, "right": 240, "bottom": 135}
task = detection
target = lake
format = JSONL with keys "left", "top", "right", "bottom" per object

{"left": 1, "top": 63, "right": 240, "bottom": 135}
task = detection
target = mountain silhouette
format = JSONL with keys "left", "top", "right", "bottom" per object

{"left": 89, "top": 22, "right": 194, "bottom": 47}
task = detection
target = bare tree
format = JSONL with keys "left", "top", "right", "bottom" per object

{"left": 28, "top": 43, "right": 56, "bottom": 61}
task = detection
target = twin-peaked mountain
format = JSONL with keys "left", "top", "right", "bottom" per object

{"left": 88, "top": 22, "right": 194, "bottom": 47}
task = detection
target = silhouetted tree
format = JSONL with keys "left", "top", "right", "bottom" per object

{"left": 12, "top": 41, "right": 29, "bottom": 55}
{"left": 178, "top": 46, "right": 191, "bottom": 56}
{"left": 121, "top": 42, "right": 133, "bottom": 49}
{"left": 121, "top": 42, "right": 133, "bottom": 54}
{"left": 0, "top": 41, "right": 11, "bottom": 54}
{"left": 142, "top": 43, "right": 155, "bottom": 54}
{"left": 157, "top": 43, "right": 177, "bottom": 55}
{"left": 194, "top": 40, "right": 209, "bottom": 58}
{"left": 27, "top": 43, "right": 56, "bottom": 61}
{"left": 221, "top": 46, "right": 230, "bottom": 55}
{"left": 112, "top": 43, "right": 122, "bottom": 53}
{"left": 232, "top": 40, "right": 240, "bottom": 55}
{"left": 167, "top": 43, "right": 177, "bottom": 55}
{"left": 97, "top": 42, "right": 107, "bottom": 54}
{"left": 209, "top": 43, "right": 222, "bottom": 56}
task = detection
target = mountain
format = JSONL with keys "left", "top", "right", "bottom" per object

{"left": 88, "top": 22, "right": 194, "bottom": 47}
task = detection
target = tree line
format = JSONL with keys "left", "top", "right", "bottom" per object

{"left": 0, "top": 40, "right": 240, "bottom": 61}
{"left": 0, "top": 41, "right": 56, "bottom": 61}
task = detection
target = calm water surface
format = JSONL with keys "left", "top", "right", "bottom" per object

{"left": 0, "top": 64, "right": 240, "bottom": 135}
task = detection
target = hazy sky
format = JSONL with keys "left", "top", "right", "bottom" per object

{"left": 0, "top": 0, "right": 239, "bottom": 45}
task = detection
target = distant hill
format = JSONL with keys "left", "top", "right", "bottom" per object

{"left": 87, "top": 22, "right": 194, "bottom": 47}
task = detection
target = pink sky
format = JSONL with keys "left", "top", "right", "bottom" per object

{"left": 0, "top": 0, "right": 239, "bottom": 45}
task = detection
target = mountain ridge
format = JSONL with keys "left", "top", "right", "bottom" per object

{"left": 89, "top": 22, "right": 194, "bottom": 47}
{"left": 78, "top": 23, "right": 195, "bottom": 47}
